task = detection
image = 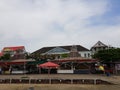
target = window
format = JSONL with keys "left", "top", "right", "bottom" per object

{"left": 84, "top": 53, "right": 86, "bottom": 57}
{"left": 88, "top": 53, "right": 90, "bottom": 57}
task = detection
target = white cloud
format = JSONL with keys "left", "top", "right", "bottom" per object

{"left": 0, "top": 0, "right": 120, "bottom": 52}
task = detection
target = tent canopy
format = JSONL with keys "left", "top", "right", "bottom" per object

{"left": 38, "top": 61, "right": 59, "bottom": 68}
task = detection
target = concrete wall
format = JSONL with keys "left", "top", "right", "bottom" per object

{"left": 57, "top": 70, "right": 74, "bottom": 74}
{"left": 79, "top": 51, "right": 92, "bottom": 59}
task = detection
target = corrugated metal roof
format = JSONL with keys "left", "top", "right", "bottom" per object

{"left": 31, "top": 45, "right": 90, "bottom": 55}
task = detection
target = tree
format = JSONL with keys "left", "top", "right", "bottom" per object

{"left": 92, "top": 48, "right": 120, "bottom": 62}
{"left": 25, "top": 52, "right": 31, "bottom": 59}
{"left": 61, "top": 53, "right": 68, "bottom": 58}
{"left": 0, "top": 53, "right": 11, "bottom": 61}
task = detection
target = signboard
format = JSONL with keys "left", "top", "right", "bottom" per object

{"left": 3, "top": 48, "right": 11, "bottom": 51}
{"left": 115, "top": 64, "right": 120, "bottom": 70}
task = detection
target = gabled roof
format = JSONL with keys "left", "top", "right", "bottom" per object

{"left": 2, "top": 46, "right": 25, "bottom": 51}
{"left": 31, "top": 45, "right": 90, "bottom": 55}
{"left": 91, "top": 41, "right": 108, "bottom": 48}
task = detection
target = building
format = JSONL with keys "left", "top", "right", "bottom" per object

{"left": 1, "top": 46, "right": 26, "bottom": 60}
{"left": 31, "top": 45, "right": 92, "bottom": 59}
{"left": 0, "top": 46, "right": 35, "bottom": 74}
{"left": 91, "top": 41, "right": 109, "bottom": 55}
{"left": 31, "top": 45, "right": 98, "bottom": 74}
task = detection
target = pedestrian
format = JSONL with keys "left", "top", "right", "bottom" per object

{"left": 106, "top": 70, "right": 110, "bottom": 77}
{"left": 0, "top": 67, "right": 2, "bottom": 74}
{"left": 99, "top": 65, "right": 105, "bottom": 74}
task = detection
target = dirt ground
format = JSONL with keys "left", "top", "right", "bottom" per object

{"left": 0, "top": 84, "right": 120, "bottom": 90}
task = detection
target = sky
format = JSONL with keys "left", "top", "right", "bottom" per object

{"left": 0, "top": 0, "right": 120, "bottom": 52}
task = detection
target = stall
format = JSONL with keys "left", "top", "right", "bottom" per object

{"left": 38, "top": 61, "right": 59, "bottom": 74}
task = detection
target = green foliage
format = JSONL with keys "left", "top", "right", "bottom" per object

{"left": 25, "top": 52, "right": 31, "bottom": 59}
{"left": 0, "top": 53, "right": 11, "bottom": 61}
{"left": 93, "top": 48, "right": 120, "bottom": 62}
{"left": 61, "top": 53, "right": 68, "bottom": 58}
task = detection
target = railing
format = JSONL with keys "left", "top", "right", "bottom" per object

{"left": 0, "top": 78, "right": 113, "bottom": 85}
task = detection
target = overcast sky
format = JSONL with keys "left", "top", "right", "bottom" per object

{"left": 0, "top": 0, "right": 120, "bottom": 52}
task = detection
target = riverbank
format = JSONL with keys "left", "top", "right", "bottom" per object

{"left": 0, "top": 84, "right": 120, "bottom": 90}
{"left": 0, "top": 74, "right": 120, "bottom": 84}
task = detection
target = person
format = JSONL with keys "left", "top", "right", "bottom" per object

{"left": 9, "top": 66, "right": 12, "bottom": 74}
{"left": 105, "top": 68, "right": 111, "bottom": 77}
{"left": 0, "top": 67, "right": 2, "bottom": 74}
{"left": 99, "top": 65, "right": 105, "bottom": 74}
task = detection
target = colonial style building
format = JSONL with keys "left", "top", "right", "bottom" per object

{"left": 31, "top": 45, "right": 92, "bottom": 60}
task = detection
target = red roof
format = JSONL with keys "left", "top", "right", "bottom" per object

{"left": 38, "top": 62, "right": 59, "bottom": 68}
{"left": 2, "top": 46, "right": 25, "bottom": 51}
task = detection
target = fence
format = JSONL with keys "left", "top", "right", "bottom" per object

{"left": 0, "top": 78, "right": 113, "bottom": 85}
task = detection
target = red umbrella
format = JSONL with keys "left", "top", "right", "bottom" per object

{"left": 39, "top": 61, "right": 59, "bottom": 68}
{"left": 38, "top": 62, "right": 59, "bottom": 74}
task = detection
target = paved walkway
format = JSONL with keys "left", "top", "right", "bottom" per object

{"left": 0, "top": 74, "right": 120, "bottom": 84}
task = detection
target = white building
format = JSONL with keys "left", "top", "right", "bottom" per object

{"left": 91, "top": 41, "right": 114, "bottom": 55}
{"left": 31, "top": 45, "right": 92, "bottom": 59}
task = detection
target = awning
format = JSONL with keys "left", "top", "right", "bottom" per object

{"left": 0, "top": 59, "right": 35, "bottom": 65}
{"left": 26, "top": 60, "right": 47, "bottom": 65}
{"left": 54, "top": 57, "right": 98, "bottom": 63}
